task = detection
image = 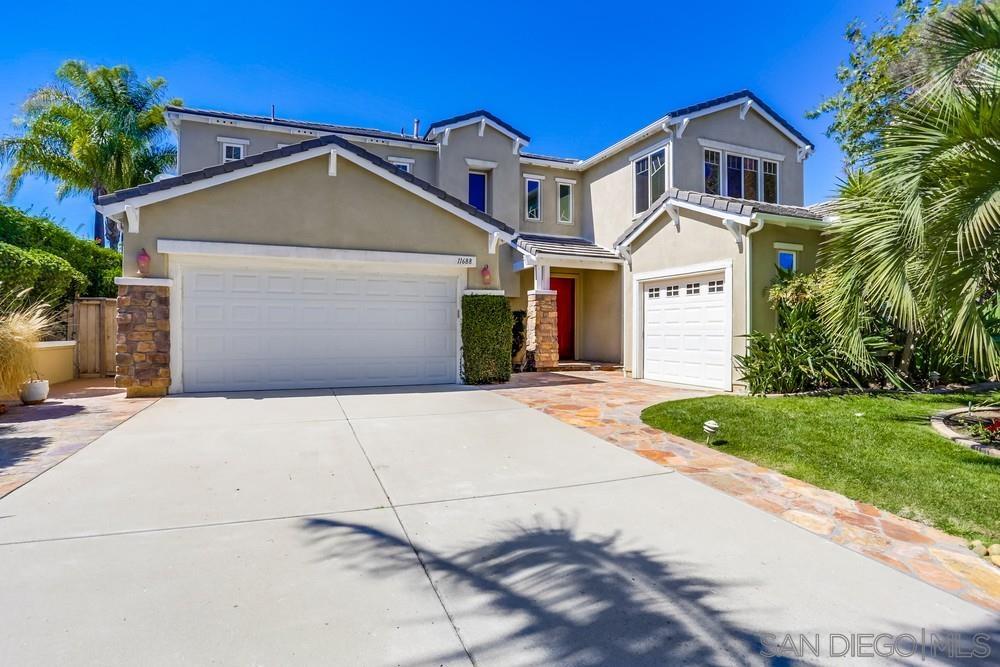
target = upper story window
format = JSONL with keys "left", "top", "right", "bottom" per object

{"left": 218, "top": 136, "right": 249, "bottom": 164}
{"left": 763, "top": 160, "right": 778, "bottom": 203}
{"left": 703, "top": 144, "right": 779, "bottom": 204}
{"left": 634, "top": 147, "right": 666, "bottom": 215}
{"left": 388, "top": 157, "right": 414, "bottom": 174}
{"left": 524, "top": 177, "right": 541, "bottom": 221}
{"left": 222, "top": 143, "right": 244, "bottom": 163}
{"left": 557, "top": 180, "right": 575, "bottom": 224}
{"left": 468, "top": 171, "right": 489, "bottom": 213}
{"left": 704, "top": 150, "right": 721, "bottom": 195}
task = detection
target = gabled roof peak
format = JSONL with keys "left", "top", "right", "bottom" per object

{"left": 424, "top": 110, "right": 530, "bottom": 143}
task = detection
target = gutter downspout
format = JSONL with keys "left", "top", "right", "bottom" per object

{"left": 618, "top": 245, "right": 633, "bottom": 378}
{"left": 745, "top": 214, "right": 766, "bottom": 337}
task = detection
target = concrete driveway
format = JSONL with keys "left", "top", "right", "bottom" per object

{"left": 0, "top": 385, "right": 995, "bottom": 665}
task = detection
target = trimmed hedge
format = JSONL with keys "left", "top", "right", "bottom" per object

{"left": 0, "top": 204, "right": 120, "bottom": 297}
{"left": 0, "top": 242, "right": 87, "bottom": 306}
{"left": 461, "top": 294, "right": 513, "bottom": 384}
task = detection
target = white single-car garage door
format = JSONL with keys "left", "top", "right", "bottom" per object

{"left": 181, "top": 264, "right": 458, "bottom": 392}
{"left": 642, "top": 271, "right": 730, "bottom": 390}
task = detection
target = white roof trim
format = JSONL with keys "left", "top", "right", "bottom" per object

{"left": 427, "top": 115, "right": 528, "bottom": 146}
{"left": 518, "top": 156, "right": 583, "bottom": 171}
{"left": 157, "top": 239, "right": 477, "bottom": 268}
{"left": 97, "top": 144, "right": 514, "bottom": 243}
{"left": 615, "top": 197, "right": 753, "bottom": 248}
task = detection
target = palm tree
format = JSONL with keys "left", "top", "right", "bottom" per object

{"left": 0, "top": 61, "right": 180, "bottom": 249}
{"left": 820, "top": 2, "right": 1000, "bottom": 377}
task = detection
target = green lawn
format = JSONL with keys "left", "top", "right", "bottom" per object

{"left": 641, "top": 392, "right": 1000, "bottom": 544}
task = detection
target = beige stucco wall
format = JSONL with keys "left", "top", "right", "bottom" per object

{"left": 31, "top": 342, "right": 76, "bottom": 384}
{"left": 583, "top": 133, "right": 672, "bottom": 249}
{"left": 122, "top": 154, "right": 498, "bottom": 290}
{"left": 436, "top": 124, "right": 520, "bottom": 230}
{"left": 582, "top": 105, "right": 806, "bottom": 251}
{"left": 176, "top": 119, "right": 438, "bottom": 183}
{"left": 749, "top": 224, "right": 824, "bottom": 333}
{"left": 518, "top": 165, "right": 584, "bottom": 237}
{"left": 671, "top": 107, "right": 804, "bottom": 206}
{"left": 623, "top": 210, "right": 748, "bottom": 387}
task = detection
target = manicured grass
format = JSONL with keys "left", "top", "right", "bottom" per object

{"left": 641, "top": 392, "right": 1000, "bottom": 544}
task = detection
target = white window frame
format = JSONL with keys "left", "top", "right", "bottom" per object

{"left": 221, "top": 143, "right": 245, "bottom": 163}
{"left": 703, "top": 149, "right": 722, "bottom": 196}
{"left": 556, "top": 178, "right": 575, "bottom": 224}
{"left": 710, "top": 148, "right": 780, "bottom": 204}
{"left": 774, "top": 243, "right": 801, "bottom": 272}
{"left": 631, "top": 143, "right": 669, "bottom": 216}
{"left": 468, "top": 170, "right": 489, "bottom": 213}
{"left": 388, "top": 156, "right": 415, "bottom": 174}
{"left": 524, "top": 177, "right": 542, "bottom": 222}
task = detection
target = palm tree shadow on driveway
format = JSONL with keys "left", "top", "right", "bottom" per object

{"left": 302, "top": 513, "right": 793, "bottom": 666}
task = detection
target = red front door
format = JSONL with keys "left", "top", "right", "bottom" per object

{"left": 551, "top": 277, "right": 575, "bottom": 360}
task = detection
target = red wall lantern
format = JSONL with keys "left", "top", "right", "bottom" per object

{"left": 136, "top": 248, "right": 151, "bottom": 276}
{"left": 481, "top": 264, "right": 491, "bottom": 285}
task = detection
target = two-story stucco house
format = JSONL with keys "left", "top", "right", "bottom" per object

{"left": 97, "top": 90, "right": 827, "bottom": 396}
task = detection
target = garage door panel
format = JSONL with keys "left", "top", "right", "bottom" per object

{"left": 182, "top": 266, "right": 458, "bottom": 392}
{"left": 642, "top": 271, "right": 730, "bottom": 390}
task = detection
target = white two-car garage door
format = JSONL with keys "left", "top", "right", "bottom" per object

{"left": 181, "top": 264, "right": 458, "bottom": 392}
{"left": 641, "top": 271, "right": 730, "bottom": 390}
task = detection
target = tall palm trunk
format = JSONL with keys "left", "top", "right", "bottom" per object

{"left": 92, "top": 188, "right": 104, "bottom": 247}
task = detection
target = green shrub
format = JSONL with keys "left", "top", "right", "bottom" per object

{"left": 0, "top": 242, "right": 42, "bottom": 295}
{"left": 461, "top": 294, "right": 513, "bottom": 384}
{"left": 0, "top": 243, "right": 87, "bottom": 307}
{"left": 27, "top": 249, "right": 87, "bottom": 306}
{"left": 0, "top": 204, "right": 120, "bottom": 297}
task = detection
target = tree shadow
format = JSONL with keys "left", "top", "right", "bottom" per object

{"left": 302, "top": 513, "right": 789, "bottom": 666}
{"left": 0, "top": 427, "right": 51, "bottom": 472}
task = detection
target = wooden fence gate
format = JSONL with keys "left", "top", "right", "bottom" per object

{"left": 70, "top": 298, "right": 117, "bottom": 377}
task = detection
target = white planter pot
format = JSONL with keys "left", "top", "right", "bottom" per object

{"left": 20, "top": 379, "right": 49, "bottom": 406}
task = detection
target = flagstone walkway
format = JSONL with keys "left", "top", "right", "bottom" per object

{"left": 0, "top": 379, "right": 157, "bottom": 499}
{"left": 491, "top": 371, "right": 1000, "bottom": 613}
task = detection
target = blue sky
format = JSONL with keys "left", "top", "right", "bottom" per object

{"left": 1, "top": 0, "right": 899, "bottom": 237}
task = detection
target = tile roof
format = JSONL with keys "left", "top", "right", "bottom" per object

{"left": 166, "top": 106, "right": 435, "bottom": 145}
{"left": 520, "top": 151, "right": 579, "bottom": 164}
{"left": 615, "top": 188, "right": 825, "bottom": 246}
{"left": 424, "top": 110, "right": 531, "bottom": 142}
{"left": 515, "top": 232, "right": 620, "bottom": 261}
{"left": 97, "top": 134, "right": 515, "bottom": 235}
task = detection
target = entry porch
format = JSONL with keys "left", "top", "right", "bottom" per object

{"left": 512, "top": 233, "right": 624, "bottom": 371}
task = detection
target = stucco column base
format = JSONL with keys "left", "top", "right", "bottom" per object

{"left": 115, "top": 284, "right": 171, "bottom": 398}
{"left": 526, "top": 290, "right": 559, "bottom": 371}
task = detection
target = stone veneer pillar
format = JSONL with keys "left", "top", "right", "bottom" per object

{"left": 526, "top": 289, "right": 559, "bottom": 371}
{"left": 115, "top": 279, "right": 171, "bottom": 398}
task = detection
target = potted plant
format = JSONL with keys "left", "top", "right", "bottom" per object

{"left": 0, "top": 286, "right": 54, "bottom": 408}
{"left": 19, "top": 372, "right": 49, "bottom": 405}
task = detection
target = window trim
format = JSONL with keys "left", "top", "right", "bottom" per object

{"left": 524, "top": 177, "right": 542, "bottom": 222}
{"left": 468, "top": 170, "right": 489, "bottom": 213}
{"left": 703, "top": 148, "right": 722, "bottom": 196}
{"left": 776, "top": 249, "right": 798, "bottom": 272}
{"left": 557, "top": 180, "right": 574, "bottom": 225}
{"left": 221, "top": 142, "right": 245, "bottom": 163}
{"left": 631, "top": 144, "right": 669, "bottom": 216}
{"left": 712, "top": 150, "right": 780, "bottom": 204}
{"left": 388, "top": 156, "right": 414, "bottom": 174}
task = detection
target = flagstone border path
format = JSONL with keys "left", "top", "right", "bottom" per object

{"left": 490, "top": 371, "right": 1000, "bottom": 613}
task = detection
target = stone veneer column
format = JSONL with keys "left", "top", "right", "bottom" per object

{"left": 526, "top": 289, "right": 559, "bottom": 371}
{"left": 115, "top": 281, "right": 171, "bottom": 398}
